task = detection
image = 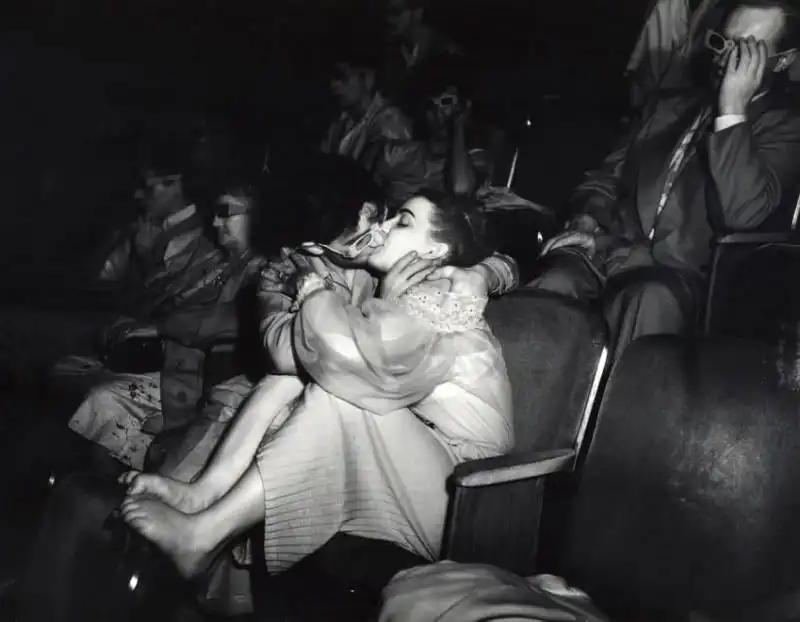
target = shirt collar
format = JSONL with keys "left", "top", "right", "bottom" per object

{"left": 162, "top": 203, "right": 196, "bottom": 229}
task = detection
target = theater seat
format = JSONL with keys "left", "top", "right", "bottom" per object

{"left": 495, "top": 335, "right": 800, "bottom": 622}
{"left": 266, "top": 290, "right": 609, "bottom": 618}
{"left": 705, "top": 234, "right": 800, "bottom": 343}
{"left": 20, "top": 292, "right": 609, "bottom": 622}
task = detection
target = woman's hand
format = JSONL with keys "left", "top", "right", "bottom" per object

{"left": 378, "top": 252, "right": 437, "bottom": 301}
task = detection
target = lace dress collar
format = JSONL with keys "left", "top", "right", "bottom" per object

{"left": 398, "top": 288, "right": 488, "bottom": 334}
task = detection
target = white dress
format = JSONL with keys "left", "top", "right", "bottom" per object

{"left": 253, "top": 286, "right": 514, "bottom": 572}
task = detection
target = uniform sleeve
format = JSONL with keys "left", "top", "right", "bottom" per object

{"left": 257, "top": 251, "right": 299, "bottom": 374}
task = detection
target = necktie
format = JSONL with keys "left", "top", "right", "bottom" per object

{"left": 648, "top": 106, "right": 711, "bottom": 241}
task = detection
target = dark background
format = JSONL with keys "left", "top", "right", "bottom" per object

{"left": 0, "top": 0, "right": 651, "bottom": 289}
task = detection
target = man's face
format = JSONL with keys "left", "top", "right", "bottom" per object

{"left": 388, "top": 7, "right": 412, "bottom": 36}
{"left": 708, "top": 6, "right": 791, "bottom": 77}
{"left": 328, "top": 201, "right": 387, "bottom": 255}
{"left": 134, "top": 170, "right": 184, "bottom": 218}
{"left": 427, "top": 87, "right": 461, "bottom": 135}
{"left": 330, "top": 64, "right": 370, "bottom": 109}
{"left": 387, "top": 2, "right": 422, "bottom": 38}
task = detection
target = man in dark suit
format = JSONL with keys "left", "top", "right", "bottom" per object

{"left": 531, "top": 0, "right": 800, "bottom": 360}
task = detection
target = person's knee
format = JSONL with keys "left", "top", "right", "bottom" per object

{"left": 605, "top": 275, "right": 692, "bottom": 338}
{"left": 528, "top": 265, "right": 583, "bottom": 298}
{"left": 84, "top": 381, "right": 119, "bottom": 405}
{"left": 526, "top": 252, "right": 601, "bottom": 300}
{"left": 617, "top": 278, "right": 681, "bottom": 308}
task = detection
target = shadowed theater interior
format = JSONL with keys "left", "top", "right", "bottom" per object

{"left": 4, "top": 0, "right": 800, "bottom": 621}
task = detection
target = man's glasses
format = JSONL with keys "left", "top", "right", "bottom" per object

{"left": 704, "top": 30, "right": 736, "bottom": 56}
{"left": 431, "top": 94, "right": 459, "bottom": 109}
{"left": 213, "top": 195, "right": 250, "bottom": 219}
{"left": 704, "top": 29, "right": 793, "bottom": 59}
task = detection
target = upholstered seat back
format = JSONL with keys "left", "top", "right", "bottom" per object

{"left": 707, "top": 241, "right": 800, "bottom": 343}
{"left": 485, "top": 290, "right": 607, "bottom": 455}
{"left": 295, "top": 291, "right": 609, "bottom": 600}
{"left": 558, "top": 336, "right": 800, "bottom": 622}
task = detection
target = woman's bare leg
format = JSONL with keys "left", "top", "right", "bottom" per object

{"left": 121, "top": 464, "right": 265, "bottom": 578}
{"left": 122, "top": 375, "right": 303, "bottom": 513}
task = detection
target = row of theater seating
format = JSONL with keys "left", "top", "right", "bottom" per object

{"left": 276, "top": 234, "right": 800, "bottom": 621}
{"left": 19, "top": 233, "right": 800, "bottom": 622}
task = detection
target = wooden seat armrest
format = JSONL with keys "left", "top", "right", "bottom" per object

{"left": 451, "top": 449, "right": 575, "bottom": 488}
{"left": 716, "top": 232, "right": 793, "bottom": 245}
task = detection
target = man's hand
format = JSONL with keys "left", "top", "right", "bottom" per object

{"left": 103, "top": 317, "right": 158, "bottom": 347}
{"left": 540, "top": 215, "right": 600, "bottom": 257}
{"left": 426, "top": 264, "right": 491, "bottom": 298}
{"left": 134, "top": 218, "right": 162, "bottom": 249}
{"left": 718, "top": 37, "right": 768, "bottom": 116}
{"left": 540, "top": 231, "right": 597, "bottom": 257}
{"left": 287, "top": 251, "right": 329, "bottom": 281}
{"left": 286, "top": 251, "right": 348, "bottom": 296}
{"left": 379, "top": 252, "right": 437, "bottom": 300}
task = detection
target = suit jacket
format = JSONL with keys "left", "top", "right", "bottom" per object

{"left": 572, "top": 90, "right": 800, "bottom": 276}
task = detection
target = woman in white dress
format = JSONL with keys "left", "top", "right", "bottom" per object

{"left": 119, "top": 191, "right": 514, "bottom": 578}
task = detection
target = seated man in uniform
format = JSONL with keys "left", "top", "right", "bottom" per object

{"left": 50, "top": 149, "right": 219, "bottom": 396}
{"left": 67, "top": 178, "right": 265, "bottom": 475}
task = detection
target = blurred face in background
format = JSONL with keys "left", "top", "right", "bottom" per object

{"left": 387, "top": 0, "right": 422, "bottom": 38}
{"left": 330, "top": 63, "right": 375, "bottom": 111}
{"left": 212, "top": 192, "right": 252, "bottom": 253}
{"left": 134, "top": 170, "right": 185, "bottom": 219}
{"left": 426, "top": 87, "right": 461, "bottom": 138}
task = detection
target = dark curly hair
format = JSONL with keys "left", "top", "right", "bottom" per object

{"left": 415, "top": 189, "right": 494, "bottom": 268}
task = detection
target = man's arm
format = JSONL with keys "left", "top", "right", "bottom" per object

{"left": 477, "top": 252, "right": 519, "bottom": 296}
{"left": 707, "top": 108, "right": 800, "bottom": 230}
{"left": 448, "top": 112, "right": 478, "bottom": 197}
{"left": 567, "top": 126, "right": 633, "bottom": 233}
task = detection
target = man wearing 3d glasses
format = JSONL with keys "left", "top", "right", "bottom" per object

{"left": 531, "top": 0, "right": 800, "bottom": 362}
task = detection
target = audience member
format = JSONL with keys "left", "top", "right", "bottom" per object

{"left": 531, "top": 0, "right": 800, "bottom": 361}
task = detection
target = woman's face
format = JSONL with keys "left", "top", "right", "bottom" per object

{"left": 367, "top": 196, "right": 448, "bottom": 273}
{"left": 212, "top": 193, "right": 251, "bottom": 253}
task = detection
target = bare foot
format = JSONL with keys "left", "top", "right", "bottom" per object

{"left": 122, "top": 473, "right": 210, "bottom": 514}
{"left": 120, "top": 495, "right": 214, "bottom": 579}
